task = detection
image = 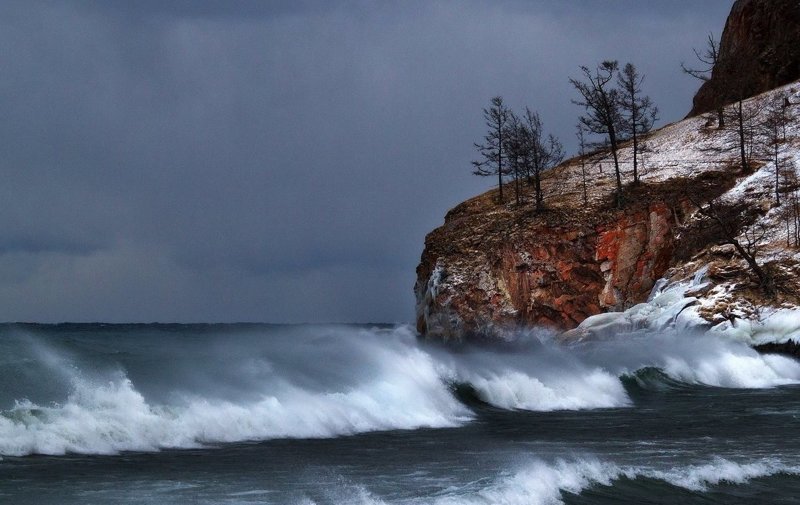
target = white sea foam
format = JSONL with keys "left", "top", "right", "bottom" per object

{"left": 568, "top": 322, "right": 800, "bottom": 389}
{"left": 708, "top": 309, "right": 800, "bottom": 346}
{"left": 296, "top": 484, "right": 389, "bottom": 505}
{"left": 432, "top": 459, "right": 625, "bottom": 505}
{"left": 0, "top": 325, "right": 638, "bottom": 457}
{"left": 658, "top": 346, "right": 800, "bottom": 388}
{"left": 4, "top": 322, "right": 799, "bottom": 458}
{"left": 429, "top": 456, "right": 800, "bottom": 505}
{"left": 463, "top": 368, "right": 630, "bottom": 411}
{"left": 648, "top": 457, "right": 800, "bottom": 491}
{"left": 0, "top": 344, "right": 471, "bottom": 456}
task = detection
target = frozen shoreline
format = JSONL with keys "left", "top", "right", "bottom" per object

{"left": 561, "top": 265, "right": 800, "bottom": 347}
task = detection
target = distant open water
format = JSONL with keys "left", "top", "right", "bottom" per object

{"left": 2, "top": 323, "right": 800, "bottom": 504}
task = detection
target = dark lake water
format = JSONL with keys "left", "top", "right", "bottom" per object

{"left": 2, "top": 323, "right": 799, "bottom": 504}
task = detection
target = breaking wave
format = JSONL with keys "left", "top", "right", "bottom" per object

{"left": 431, "top": 458, "right": 625, "bottom": 505}
{"left": 621, "top": 366, "right": 693, "bottom": 391}
{"left": 596, "top": 333, "right": 800, "bottom": 389}
{"left": 430, "top": 456, "right": 800, "bottom": 505}
{"left": 3, "top": 323, "right": 800, "bottom": 456}
{"left": 456, "top": 368, "right": 629, "bottom": 411}
{"left": 646, "top": 457, "right": 800, "bottom": 491}
{"left": 293, "top": 456, "right": 800, "bottom": 505}
{"left": 620, "top": 348, "right": 800, "bottom": 390}
{"left": 0, "top": 339, "right": 469, "bottom": 456}
{"left": 660, "top": 350, "right": 800, "bottom": 388}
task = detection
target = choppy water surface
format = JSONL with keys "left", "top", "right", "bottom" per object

{"left": 1, "top": 323, "right": 800, "bottom": 504}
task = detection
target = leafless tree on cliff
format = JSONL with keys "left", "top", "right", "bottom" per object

{"left": 570, "top": 61, "right": 625, "bottom": 208}
{"left": 681, "top": 33, "right": 725, "bottom": 128}
{"left": 688, "top": 196, "right": 776, "bottom": 297}
{"left": 504, "top": 110, "right": 525, "bottom": 206}
{"left": 760, "top": 97, "right": 792, "bottom": 205}
{"left": 724, "top": 93, "right": 760, "bottom": 174}
{"left": 683, "top": 32, "right": 762, "bottom": 175}
{"left": 519, "top": 108, "right": 564, "bottom": 213}
{"left": 701, "top": 91, "right": 761, "bottom": 175}
{"left": 699, "top": 49, "right": 760, "bottom": 175}
{"left": 780, "top": 167, "right": 800, "bottom": 247}
{"left": 473, "top": 96, "right": 512, "bottom": 203}
{"left": 637, "top": 138, "right": 655, "bottom": 179}
{"left": 576, "top": 123, "right": 589, "bottom": 206}
{"left": 617, "top": 62, "right": 658, "bottom": 185}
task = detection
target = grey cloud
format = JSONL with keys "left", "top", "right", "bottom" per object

{"left": 0, "top": 0, "right": 733, "bottom": 322}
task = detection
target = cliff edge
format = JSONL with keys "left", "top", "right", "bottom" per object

{"left": 416, "top": 83, "right": 800, "bottom": 341}
{"left": 689, "top": 0, "right": 800, "bottom": 117}
{"left": 416, "top": 1, "right": 800, "bottom": 342}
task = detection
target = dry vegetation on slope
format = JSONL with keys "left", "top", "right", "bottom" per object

{"left": 416, "top": 82, "right": 800, "bottom": 341}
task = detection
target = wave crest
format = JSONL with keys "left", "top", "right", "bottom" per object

{"left": 660, "top": 349, "right": 800, "bottom": 388}
{"left": 0, "top": 345, "right": 471, "bottom": 456}
{"left": 431, "top": 457, "right": 800, "bottom": 504}
{"left": 462, "top": 368, "right": 630, "bottom": 411}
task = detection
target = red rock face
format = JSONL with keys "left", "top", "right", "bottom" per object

{"left": 689, "top": 0, "right": 800, "bottom": 117}
{"left": 495, "top": 227, "right": 602, "bottom": 329}
{"left": 415, "top": 201, "right": 678, "bottom": 341}
{"left": 595, "top": 202, "right": 675, "bottom": 311}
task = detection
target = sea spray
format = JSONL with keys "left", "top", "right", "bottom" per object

{"left": 3, "top": 323, "right": 800, "bottom": 457}
{"left": 646, "top": 457, "right": 800, "bottom": 491}
{"left": 570, "top": 332, "right": 800, "bottom": 389}
{"left": 460, "top": 368, "right": 628, "bottom": 411}
{"left": 426, "top": 456, "right": 800, "bottom": 505}
{"left": 0, "top": 328, "right": 471, "bottom": 456}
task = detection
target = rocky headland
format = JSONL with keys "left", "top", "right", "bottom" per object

{"left": 415, "top": 0, "right": 800, "bottom": 345}
{"left": 690, "top": 0, "right": 800, "bottom": 117}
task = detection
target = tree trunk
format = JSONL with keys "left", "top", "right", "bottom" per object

{"left": 737, "top": 100, "right": 750, "bottom": 173}
{"left": 581, "top": 161, "right": 588, "bottom": 206}
{"left": 730, "top": 237, "right": 774, "bottom": 297}
{"left": 774, "top": 143, "right": 781, "bottom": 205}
{"left": 497, "top": 156, "right": 503, "bottom": 203}
{"left": 632, "top": 129, "right": 639, "bottom": 185}
{"left": 534, "top": 173, "right": 543, "bottom": 213}
{"left": 696, "top": 200, "right": 775, "bottom": 297}
{"left": 608, "top": 129, "right": 623, "bottom": 208}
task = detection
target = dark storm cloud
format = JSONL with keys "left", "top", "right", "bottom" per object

{"left": 80, "top": 0, "right": 342, "bottom": 19}
{"left": 0, "top": 1, "right": 733, "bottom": 322}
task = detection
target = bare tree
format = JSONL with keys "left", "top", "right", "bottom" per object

{"left": 504, "top": 110, "right": 525, "bottom": 206}
{"left": 681, "top": 33, "right": 720, "bottom": 79}
{"left": 521, "top": 108, "right": 564, "bottom": 212}
{"left": 503, "top": 108, "right": 564, "bottom": 212}
{"left": 689, "top": 197, "right": 775, "bottom": 297}
{"left": 473, "top": 96, "right": 511, "bottom": 203}
{"left": 682, "top": 33, "right": 725, "bottom": 127}
{"left": 724, "top": 96, "right": 760, "bottom": 174}
{"left": 761, "top": 97, "right": 791, "bottom": 204}
{"left": 617, "top": 62, "right": 658, "bottom": 185}
{"left": 637, "top": 138, "right": 655, "bottom": 179}
{"left": 576, "top": 123, "right": 589, "bottom": 206}
{"left": 780, "top": 167, "right": 800, "bottom": 247}
{"left": 571, "top": 61, "right": 625, "bottom": 207}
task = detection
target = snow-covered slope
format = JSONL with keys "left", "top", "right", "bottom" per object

{"left": 416, "top": 81, "right": 800, "bottom": 344}
{"left": 559, "top": 82, "right": 800, "bottom": 345}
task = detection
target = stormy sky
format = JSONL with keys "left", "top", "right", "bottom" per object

{"left": 0, "top": 0, "right": 732, "bottom": 323}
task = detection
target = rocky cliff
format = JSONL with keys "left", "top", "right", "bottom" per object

{"left": 416, "top": 194, "right": 685, "bottom": 340}
{"left": 689, "top": 0, "right": 800, "bottom": 117}
{"left": 416, "top": 84, "right": 800, "bottom": 342}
